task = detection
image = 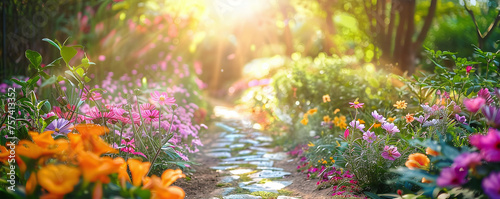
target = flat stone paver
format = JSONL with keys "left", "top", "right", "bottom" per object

{"left": 223, "top": 194, "right": 262, "bottom": 199}
{"left": 206, "top": 118, "right": 295, "bottom": 198}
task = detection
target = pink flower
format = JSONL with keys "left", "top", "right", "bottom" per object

{"left": 381, "top": 145, "right": 401, "bottom": 160}
{"left": 371, "top": 111, "right": 386, "bottom": 123}
{"left": 453, "top": 152, "right": 481, "bottom": 169}
{"left": 140, "top": 103, "right": 156, "bottom": 111}
{"left": 436, "top": 165, "right": 468, "bottom": 187}
{"left": 463, "top": 97, "right": 485, "bottom": 113}
{"left": 141, "top": 109, "right": 160, "bottom": 123}
{"left": 482, "top": 172, "right": 500, "bottom": 199}
{"left": 381, "top": 122, "right": 400, "bottom": 135}
{"left": 362, "top": 131, "right": 376, "bottom": 143}
{"left": 150, "top": 91, "right": 175, "bottom": 106}
{"left": 477, "top": 88, "right": 493, "bottom": 105}
{"left": 482, "top": 105, "right": 500, "bottom": 129}
{"left": 344, "top": 129, "right": 350, "bottom": 138}
{"left": 469, "top": 128, "right": 500, "bottom": 162}
{"left": 349, "top": 100, "right": 364, "bottom": 109}
{"left": 85, "top": 106, "right": 115, "bottom": 122}
{"left": 466, "top": 66, "right": 473, "bottom": 75}
{"left": 349, "top": 120, "right": 365, "bottom": 131}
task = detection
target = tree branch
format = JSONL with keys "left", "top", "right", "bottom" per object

{"left": 463, "top": 2, "right": 484, "bottom": 39}
{"left": 483, "top": 10, "right": 500, "bottom": 41}
{"left": 414, "top": 0, "right": 437, "bottom": 48}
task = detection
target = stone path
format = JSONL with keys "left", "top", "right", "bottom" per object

{"left": 206, "top": 120, "right": 299, "bottom": 199}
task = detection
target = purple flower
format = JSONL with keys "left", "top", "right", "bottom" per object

{"left": 477, "top": 88, "right": 493, "bottom": 105}
{"left": 371, "top": 111, "right": 386, "bottom": 123}
{"left": 381, "top": 145, "right": 401, "bottom": 160}
{"left": 494, "top": 88, "right": 500, "bottom": 101}
{"left": 455, "top": 114, "right": 467, "bottom": 125}
{"left": 481, "top": 105, "right": 500, "bottom": 129}
{"left": 423, "top": 119, "right": 439, "bottom": 127}
{"left": 421, "top": 104, "right": 432, "bottom": 113}
{"left": 349, "top": 120, "right": 365, "bottom": 131}
{"left": 45, "top": 118, "right": 73, "bottom": 135}
{"left": 436, "top": 165, "right": 468, "bottom": 187}
{"left": 381, "top": 122, "right": 400, "bottom": 135}
{"left": 469, "top": 128, "right": 500, "bottom": 162}
{"left": 415, "top": 115, "right": 429, "bottom": 124}
{"left": 362, "top": 131, "right": 376, "bottom": 143}
{"left": 463, "top": 97, "right": 485, "bottom": 113}
{"left": 482, "top": 172, "right": 500, "bottom": 199}
{"left": 453, "top": 152, "right": 481, "bottom": 168}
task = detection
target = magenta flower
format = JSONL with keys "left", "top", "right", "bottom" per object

{"left": 381, "top": 122, "right": 400, "bottom": 135}
{"left": 381, "top": 145, "right": 401, "bottom": 160}
{"left": 344, "top": 128, "right": 350, "bottom": 138}
{"left": 455, "top": 114, "right": 467, "bottom": 125}
{"left": 482, "top": 172, "right": 500, "bottom": 199}
{"left": 45, "top": 118, "right": 73, "bottom": 135}
{"left": 140, "top": 103, "right": 156, "bottom": 111}
{"left": 453, "top": 152, "right": 481, "bottom": 168}
{"left": 469, "top": 128, "right": 500, "bottom": 162}
{"left": 349, "top": 100, "right": 364, "bottom": 109}
{"left": 150, "top": 91, "right": 175, "bottom": 106}
{"left": 362, "top": 131, "right": 376, "bottom": 143}
{"left": 141, "top": 109, "right": 160, "bottom": 123}
{"left": 41, "top": 112, "right": 56, "bottom": 119}
{"left": 371, "top": 111, "right": 386, "bottom": 123}
{"left": 478, "top": 88, "right": 493, "bottom": 105}
{"left": 436, "top": 165, "right": 468, "bottom": 187}
{"left": 466, "top": 66, "right": 473, "bottom": 75}
{"left": 481, "top": 105, "right": 500, "bottom": 129}
{"left": 463, "top": 97, "right": 485, "bottom": 113}
{"left": 86, "top": 106, "right": 115, "bottom": 122}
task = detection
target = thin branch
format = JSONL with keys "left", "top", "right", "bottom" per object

{"left": 463, "top": 1, "right": 484, "bottom": 39}
{"left": 414, "top": 0, "right": 437, "bottom": 48}
{"left": 483, "top": 10, "right": 500, "bottom": 41}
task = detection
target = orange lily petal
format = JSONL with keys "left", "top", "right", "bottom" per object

{"left": 128, "top": 159, "right": 151, "bottom": 187}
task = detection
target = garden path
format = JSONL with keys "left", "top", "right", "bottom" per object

{"left": 203, "top": 112, "right": 299, "bottom": 199}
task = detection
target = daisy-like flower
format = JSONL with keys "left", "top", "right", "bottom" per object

{"left": 140, "top": 103, "right": 156, "bottom": 111}
{"left": 86, "top": 106, "right": 115, "bottom": 123}
{"left": 362, "top": 131, "right": 376, "bottom": 143}
{"left": 141, "top": 109, "right": 160, "bottom": 124}
{"left": 349, "top": 99, "right": 364, "bottom": 109}
{"left": 322, "top": 94, "right": 331, "bottom": 103}
{"left": 405, "top": 113, "right": 415, "bottom": 123}
{"left": 393, "top": 100, "right": 407, "bottom": 109}
{"left": 381, "top": 145, "right": 401, "bottom": 160}
{"left": 415, "top": 115, "right": 429, "bottom": 124}
{"left": 150, "top": 91, "right": 175, "bottom": 106}
{"left": 455, "top": 114, "right": 467, "bottom": 125}
{"left": 371, "top": 111, "right": 386, "bottom": 123}
{"left": 349, "top": 120, "right": 365, "bottom": 131}
{"left": 45, "top": 118, "right": 73, "bottom": 135}
{"left": 381, "top": 122, "right": 400, "bottom": 135}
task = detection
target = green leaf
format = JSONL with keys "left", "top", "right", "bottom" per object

{"left": 25, "top": 50, "right": 42, "bottom": 69}
{"left": 84, "top": 76, "right": 91, "bottom": 83}
{"left": 11, "top": 78, "right": 26, "bottom": 87}
{"left": 42, "top": 38, "right": 61, "bottom": 50}
{"left": 76, "top": 68, "right": 85, "bottom": 77}
{"left": 133, "top": 189, "right": 151, "bottom": 199}
{"left": 41, "top": 76, "right": 57, "bottom": 88}
{"left": 61, "top": 46, "right": 77, "bottom": 66}
{"left": 364, "top": 192, "right": 382, "bottom": 199}
{"left": 89, "top": 88, "right": 106, "bottom": 93}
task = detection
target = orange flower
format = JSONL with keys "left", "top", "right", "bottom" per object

{"left": 387, "top": 117, "right": 396, "bottom": 123}
{"left": 16, "top": 132, "right": 69, "bottom": 160}
{"left": 26, "top": 173, "right": 37, "bottom": 195}
{"left": 421, "top": 177, "right": 432, "bottom": 183}
{"left": 426, "top": 147, "right": 440, "bottom": 156}
{"left": 128, "top": 159, "right": 151, "bottom": 187}
{"left": 37, "top": 164, "right": 80, "bottom": 195}
{"left": 333, "top": 109, "right": 340, "bottom": 114}
{"left": 67, "top": 130, "right": 117, "bottom": 156}
{"left": 77, "top": 151, "right": 121, "bottom": 183}
{"left": 74, "top": 124, "right": 109, "bottom": 138}
{"left": 307, "top": 108, "right": 318, "bottom": 115}
{"left": 357, "top": 119, "right": 365, "bottom": 124}
{"left": 323, "top": 115, "right": 331, "bottom": 123}
{"left": 116, "top": 157, "right": 130, "bottom": 186}
{"left": 393, "top": 100, "right": 408, "bottom": 109}
{"left": 143, "top": 169, "right": 186, "bottom": 199}
{"left": 405, "top": 153, "right": 430, "bottom": 170}
{"left": 322, "top": 95, "right": 331, "bottom": 103}
{"left": 405, "top": 113, "right": 415, "bottom": 123}
{"left": 300, "top": 118, "right": 309, "bottom": 125}
{"left": 0, "top": 146, "right": 10, "bottom": 163}
{"left": 373, "top": 123, "right": 381, "bottom": 128}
